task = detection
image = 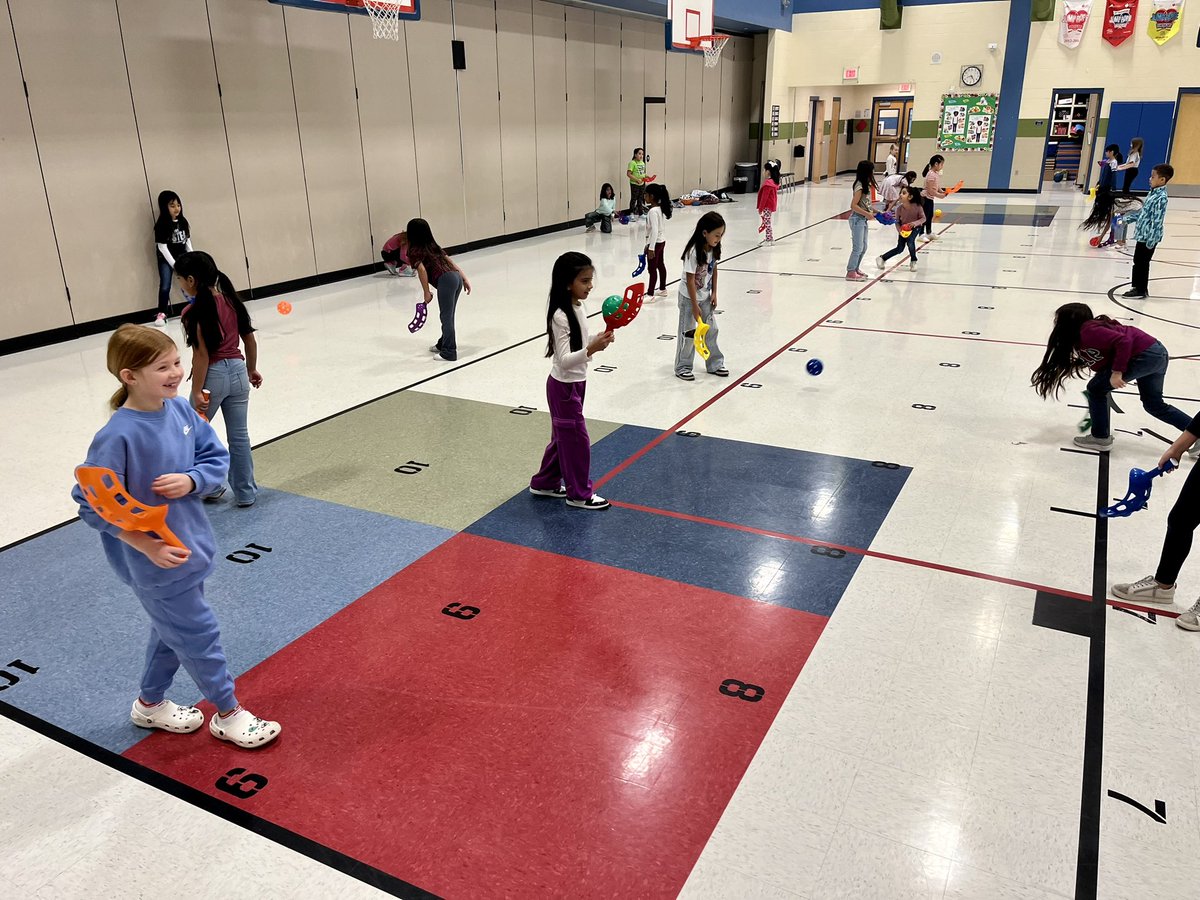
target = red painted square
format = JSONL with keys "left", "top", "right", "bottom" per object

{"left": 124, "top": 533, "right": 826, "bottom": 898}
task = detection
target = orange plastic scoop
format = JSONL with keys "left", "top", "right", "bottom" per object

{"left": 75, "top": 466, "right": 188, "bottom": 550}
{"left": 944, "top": 179, "right": 965, "bottom": 196}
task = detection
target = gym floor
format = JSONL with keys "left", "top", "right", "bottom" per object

{"left": 2, "top": 178, "right": 1200, "bottom": 899}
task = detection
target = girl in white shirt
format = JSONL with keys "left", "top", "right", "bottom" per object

{"left": 885, "top": 144, "right": 898, "bottom": 177}
{"left": 675, "top": 212, "right": 727, "bottom": 381}
{"left": 643, "top": 183, "right": 673, "bottom": 298}
{"left": 529, "top": 252, "right": 614, "bottom": 510}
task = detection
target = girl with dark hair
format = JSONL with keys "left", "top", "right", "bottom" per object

{"left": 1031, "top": 302, "right": 1193, "bottom": 450}
{"left": 176, "top": 251, "right": 261, "bottom": 508}
{"left": 644, "top": 183, "right": 673, "bottom": 297}
{"left": 152, "top": 190, "right": 192, "bottom": 326}
{"left": 529, "top": 252, "right": 614, "bottom": 510}
{"left": 675, "top": 211, "right": 727, "bottom": 380}
{"left": 584, "top": 183, "right": 617, "bottom": 233}
{"left": 627, "top": 148, "right": 648, "bottom": 220}
{"left": 757, "top": 161, "right": 780, "bottom": 243}
{"left": 921, "top": 156, "right": 947, "bottom": 240}
{"left": 1081, "top": 145, "right": 1123, "bottom": 243}
{"left": 406, "top": 218, "right": 472, "bottom": 361}
{"left": 845, "top": 161, "right": 876, "bottom": 281}
{"left": 1117, "top": 137, "right": 1142, "bottom": 195}
{"left": 875, "top": 184, "right": 925, "bottom": 272}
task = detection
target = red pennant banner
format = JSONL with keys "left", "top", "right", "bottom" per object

{"left": 1103, "top": 0, "right": 1139, "bottom": 44}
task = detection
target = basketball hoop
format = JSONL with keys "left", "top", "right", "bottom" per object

{"left": 687, "top": 34, "right": 728, "bottom": 68}
{"left": 360, "top": 0, "right": 402, "bottom": 40}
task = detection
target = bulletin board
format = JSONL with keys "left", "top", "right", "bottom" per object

{"left": 938, "top": 93, "right": 1000, "bottom": 151}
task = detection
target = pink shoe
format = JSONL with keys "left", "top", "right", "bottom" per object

{"left": 845, "top": 272, "right": 867, "bottom": 282}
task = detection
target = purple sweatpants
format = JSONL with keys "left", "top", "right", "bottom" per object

{"left": 530, "top": 375, "right": 593, "bottom": 501}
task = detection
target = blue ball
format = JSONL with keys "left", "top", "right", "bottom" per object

{"left": 806, "top": 358, "right": 824, "bottom": 376}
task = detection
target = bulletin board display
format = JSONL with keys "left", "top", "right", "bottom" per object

{"left": 938, "top": 93, "right": 1000, "bottom": 151}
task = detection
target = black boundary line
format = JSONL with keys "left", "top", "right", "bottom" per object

{"left": 1075, "top": 448, "right": 1109, "bottom": 900}
{"left": 1, "top": 211, "right": 848, "bottom": 551}
{"left": 1051, "top": 506, "right": 1098, "bottom": 519}
{"left": 0, "top": 700, "right": 438, "bottom": 900}
{"left": 1108, "top": 283, "right": 1200, "bottom": 330}
{"left": 1063, "top": 447, "right": 1100, "bottom": 456}
{"left": 1113, "top": 389, "right": 1200, "bottom": 404}
{"left": 1142, "top": 428, "right": 1174, "bottom": 445}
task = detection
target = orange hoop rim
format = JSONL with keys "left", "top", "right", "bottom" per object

{"left": 685, "top": 34, "right": 729, "bottom": 48}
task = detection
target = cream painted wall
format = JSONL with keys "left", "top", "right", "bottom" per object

{"left": 3, "top": 2, "right": 755, "bottom": 345}
{"left": 766, "top": 3, "right": 1010, "bottom": 189}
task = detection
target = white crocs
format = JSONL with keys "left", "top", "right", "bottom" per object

{"left": 130, "top": 699, "right": 203, "bottom": 734}
{"left": 209, "top": 709, "right": 281, "bottom": 749}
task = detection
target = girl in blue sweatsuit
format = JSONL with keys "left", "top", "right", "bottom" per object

{"left": 72, "top": 324, "right": 280, "bottom": 749}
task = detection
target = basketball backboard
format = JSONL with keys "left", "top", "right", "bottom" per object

{"left": 267, "top": 0, "right": 419, "bottom": 20}
{"left": 666, "top": 0, "right": 714, "bottom": 53}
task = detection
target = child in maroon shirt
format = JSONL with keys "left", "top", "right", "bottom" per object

{"left": 1031, "top": 302, "right": 1194, "bottom": 450}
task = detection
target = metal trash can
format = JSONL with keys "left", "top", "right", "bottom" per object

{"left": 734, "top": 161, "right": 758, "bottom": 193}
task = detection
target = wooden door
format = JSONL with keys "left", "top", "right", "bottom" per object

{"left": 828, "top": 98, "right": 841, "bottom": 180}
{"left": 1169, "top": 93, "right": 1200, "bottom": 190}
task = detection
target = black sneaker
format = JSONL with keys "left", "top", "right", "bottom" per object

{"left": 1122, "top": 289, "right": 1147, "bottom": 299}
{"left": 676, "top": 372, "right": 695, "bottom": 381}
{"left": 712, "top": 368, "right": 729, "bottom": 377}
{"left": 529, "top": 485, "right": 567, "bottom": 499}
{"left": 566, "top": 495, "right": 611, "bottom": 510}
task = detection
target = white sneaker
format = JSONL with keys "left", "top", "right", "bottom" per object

{"left": 876, "top": 255, "right": 885, "bottom": 270}
{"left": 1176, "top": 598, "right": 1200, "bottom": 631}
{"left": 1187, "top": 441, "right": 1200, "bottom": 459}
{"left": 384, "top": 262, "right": 399, "bottom": 276}
{"left": 152, "top": 313, "right": 167, "bottom": 328}
{"left": 1112, "top": 575, "right": 1175, "bottom": 605}
{"left": 909, "top": 260, "right": 918, "bottom": 272}
{"left": 1074, "top": 434, "right": 1113, "bottom": 450}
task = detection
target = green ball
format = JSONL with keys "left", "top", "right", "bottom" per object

{"left": 602, "top": 295, "right": 621, "bottom": 317}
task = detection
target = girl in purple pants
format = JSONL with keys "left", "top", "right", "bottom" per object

{"left": 529, "top": 252, "right": 614, "bottom": 510}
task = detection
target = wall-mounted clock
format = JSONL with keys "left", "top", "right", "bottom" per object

{"left": 960, "top": 65, "right": 983, "bottom": 87}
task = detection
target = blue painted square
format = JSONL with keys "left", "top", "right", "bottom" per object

{"left": 0, "top": 489, "right": 452, "bottom": 753}
{"left": 467, "top": 426, "right": 909, "bottom": 615}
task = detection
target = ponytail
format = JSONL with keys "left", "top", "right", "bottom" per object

{"left": 922, "top": 155, "right": 945, "bottom": 177}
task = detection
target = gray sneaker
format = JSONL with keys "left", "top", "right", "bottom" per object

{"left": 1176, "top": 598, "right": 1200, "bottom": 631}
{"left": 1112, "top": 575, "right": 1175, "bottom": 605}
{"left": 1074, "top": 434, "right": 1114, "bottom": 450}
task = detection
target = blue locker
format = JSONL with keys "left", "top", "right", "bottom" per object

{"left": 1106, "top": 101, "right": 1175, "bottom": 192}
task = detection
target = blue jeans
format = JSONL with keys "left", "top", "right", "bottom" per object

{"left": 847, "top": 214, "right": 868, "bottom": 273}
{"left": 203, "top": 358, "right": 257, "bottom": 504}
{"left": 433, "top": 271, "right": 463, "bottom": 360}
{"left": 1086, "top": 341, "right": 1193, "bottom": 438}
{"left": 157, "top": 257, "right": 174, "bottom": 314}
{"left": 675, "top": 293, "right": 724, "bottom": 374}
{"left": 880, "top": 231, "right": 918, "bottom": 262}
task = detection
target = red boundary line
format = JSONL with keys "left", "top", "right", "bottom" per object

{"left": 608, "top": 499, "right": 1179, "bottom": 618}
{"left": 820, "top": 325, "right": 1045, "bottom": 348}
{"left": 594, "top": 223, "right": 957, "bottom": 488}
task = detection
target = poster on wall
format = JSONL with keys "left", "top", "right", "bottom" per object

{"left": 1148, "top": 0, "right": 1185, "bottom": 43}
{"left": 937, "top": 93, "right": 999, "bottom": 151}
{"left": 1060, "top": 0, "right": 1094, "bottom": 46}
{"left": 1103, "top": 0, "right": 1139, "bottom": 45}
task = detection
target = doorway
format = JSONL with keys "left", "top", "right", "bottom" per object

{"left": 1040, "top": 88, "right": 1102, "bottom": 193}
{"left": 869, "top": 96, "right": 913, "bottom": 173}
{"left": 807, "top": 97, "right": 825, "bottom": 182}
{"left": 1168, "top": 89, "right": 1200, "bottom": 196}
{"left": 643, "top": 97, "right": 666, "bottom": 189}
{"left": 828, "top": 98, "right": 842, "bottom": 180}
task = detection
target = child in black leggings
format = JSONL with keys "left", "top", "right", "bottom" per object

{"left": 1113, "top": 415, "right": 1200, "bottom": 629}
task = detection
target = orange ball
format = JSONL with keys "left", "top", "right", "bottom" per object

{"left": 277, "top": 300, "right": 292, "bottom": 315}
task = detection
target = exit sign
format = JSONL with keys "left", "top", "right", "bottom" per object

{"left": 898, "top": 83, "right": 914, "bottom": 92}
{"left": 843, "top": 66, "right": 859, "bottom": 82}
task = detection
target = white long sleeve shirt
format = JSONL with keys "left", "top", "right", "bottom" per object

{"left": 644, "top": 206, "right": 665, "bottom": 247}
{"left": 549, "top": 301, "right": 591, "bottom": 383}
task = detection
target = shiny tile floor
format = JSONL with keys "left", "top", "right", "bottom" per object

{"left": 2, "top": 176, "right": 1200, "bottom": 898}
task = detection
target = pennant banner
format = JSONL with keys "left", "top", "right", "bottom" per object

{"left": 1060, "top": 0, "right": 1094, "bottom": 46}
{"left": 1148, "top": 0, "right": 1184, "bottom": 42}
{"left": 1103, "top": 0, "right": 1139, "bottom": 44}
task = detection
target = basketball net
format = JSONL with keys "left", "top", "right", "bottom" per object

{"left": 688, "top": 35, "right": 729, "bottom": 68}
{"left": 363, "top": 0, "right": 402, "bottom": 40}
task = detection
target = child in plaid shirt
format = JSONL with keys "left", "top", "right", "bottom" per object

{"left": 1122, "top": 164, "right": 1173, "bottom": 300}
